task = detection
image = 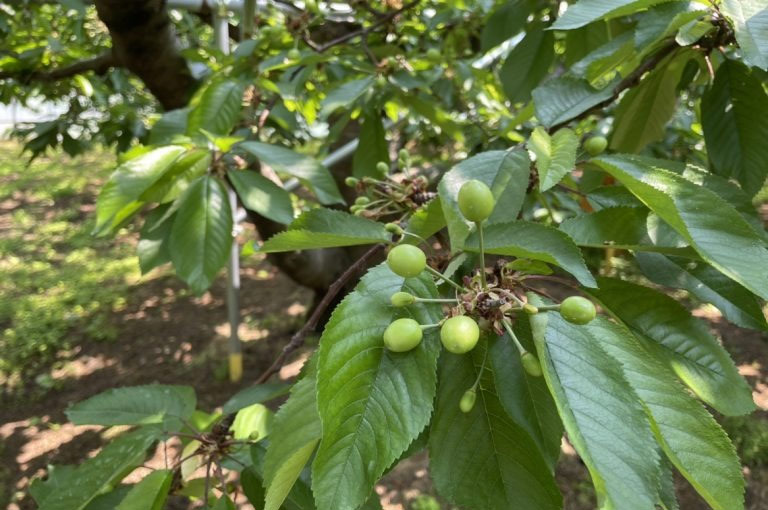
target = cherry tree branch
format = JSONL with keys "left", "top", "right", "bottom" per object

{"left": 0, "top": 52, "right": 115, "bottom": 82}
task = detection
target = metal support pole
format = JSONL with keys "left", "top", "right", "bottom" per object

{"left": 214, "top": 6, "right": 243, "bottom": 383}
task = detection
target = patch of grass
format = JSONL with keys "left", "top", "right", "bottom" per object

{"left": 0, "top": 141, "right": 140, "bottom": 381}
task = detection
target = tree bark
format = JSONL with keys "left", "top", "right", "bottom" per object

{"left": 94, "top": 0, "right": 197, "bottom": 110}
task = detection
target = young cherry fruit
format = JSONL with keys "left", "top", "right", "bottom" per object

{"left": 440, "top": 315, "right": 480, "bottom": 354}
{"left": 457, "top": 180, "right": 495, "bottom": 222}
{"left": 390, "top": 291, "right": 415, "bottom": 307}
{"left": 560, "top": 296, "right": 597, "bottom": 325}
{"left": 584, "top": 135, "right": 608, "bottom": 156}
{"left": 459, "top": 388, "right": 476, "bottom": 413}
{"left": 387, "top": 244, "right": 426, "bottom": 278}
{"left": 383, "top": 318, "right": 423, "bottom": 352}
{"left": 521, "top": 352, "right": 543, "bottom": 377}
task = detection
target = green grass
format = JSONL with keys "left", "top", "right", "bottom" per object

{"left": 0, "top": 142, "right": 140, "bottom": 381}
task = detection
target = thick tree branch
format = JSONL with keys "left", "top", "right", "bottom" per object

{"left": 0, "top": 52, "right": 115, "bottom": 82}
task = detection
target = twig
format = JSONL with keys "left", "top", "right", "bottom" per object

{"left": 254, "top": 242, "right": 386, "bottom": 384}
{"left": 0, "top": 52, "right": 115, "bottom": 82}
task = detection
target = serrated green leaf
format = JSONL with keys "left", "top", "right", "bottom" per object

{"left": 528, "top": 127, "right": 578, "bottom": 191}
{"left": 264, "top": 366, "right": 321, "bottom": 510}
{"left": 237, "top": 141, "right": 344, "bottom": 205}
{"left": 721, "top": 0, "right": 768, "bottom": 71}
{"left": 222, "top": 383, "right": 291, "bottom": 415}
{"left": 353, "top": 109, "right": 389, "bottom": 179}
{"left": 500, "top": 25, "right": 554, "bottom": 103}
{"left": 94, "top": 146, "right": 186, "bottom": 236}
{"left": 228, "top": 169, "right": 294, "bottom": 224}
{"left": 701, "top": 59, "right": 768, "bottom": 196}
{"left": 559, "top": 206, "right": 694, "bottom": 255}
{"left": 634, "top": 3, "right": 706, "bottom": 52}
{"left": 405, "top": 198, "right": 446, "bottom": 242}
{"left": 319, "top": 77, "right": 375, "bottom": 118}
{"left": 528, "top": 295, "right": 662, "bottom": 510}
{"left": 438, "top": 149, "right": 530, "bottom": 252}
{"left": 587, "top": 277, "right": 755, "bottom": 415}
{"left": 259, "top": 208, "right": 389, "bottom": 253}
{"left": 465, "top": 221, "right": 597, "bottom": 287}
{"left": 187, "top": 79, "right": 246, "bottom": 136}
{"left": 429, "top": 340, "right": 562, "bottom": 510}
{"left": 36, "top": 427, "right": 160, "bottom": 510}
{"left": 490, "top": 323, "right": 563, "bottom": 467}
{"left": 636, "top": 252, "right": 768, "bottom": 330}
{"left": 140, "top": 149, "right": 211, "bottom": 204}
{"left": 587, "top": 317, "right": 745, "bottom": 510}
{"left": 232, "top": 403, "right": 272, "bottom": 441}
{"left": 66, "top": 384, "right": 195, "bottom": 429}
{"left": 169, "top": 176, "right": 233, "bottom": 294}
{"left": 115, "top": 469, "right": 172, "bottom": 510}
{"left": 148, "top": 108, "right": 189, "bottom": 145}
{"left": 312, "top": 264, "right": 443, "bottom": 510}
{"left": 137, "top": 205, "right": 173, "bottom": 274}
{"left": 553, "top": 0, "right": 671, "bottom": 30}
{"left": 611, "top": 51, "right": 689, "bottom": 153}
{"left": 532, "top": 76, "right": 615, "bottom": 128}
{"left": 591, "top": 154, "right": 768, "bottom": 299}
{"left": 481, "top": 0, "right": 533, "bottom": 50}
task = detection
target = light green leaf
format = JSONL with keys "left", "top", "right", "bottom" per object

{"left": 636, "top": 252, "right": 767, "bottom": 330}
{"left": 259, "top": 208, "right": 389, "bottom": 253}
{"left": 701, "top": 59, "right": 768, "bottom": 196}
{"left": 553, "top": 0, "right": 672, "bottom": 30}
{"left": 312, "top": 264, "right": 443, "bottom": 510}
{"left": 169, "top": 176, "right": 233, "bottom": 294}
{"left": 500, "top": 25, "right": 555, "bottom": 103}
{"left": 429, "top": 340, "right": 562, "bottom": 510}
{"left": 141, "top": 149, "right": 211, "bottom": 204}
{"left": 588, "top": 317, "right": 745, "bottom": 510}
{"left": 94, "top": 146, "right": 187, "bottom": 235}
{"left": 264, "top": 366, "right": 321, "bottom": 510}
{"left": 587, "top": 277, "right": 756, "bottom": 415}
{"left": 232, "top": 403, "right": 272, "bottom": 440}
{"left": 559, "top": 206, "right": 694, "bottom": 255}
{"left": 571, "top": 32, "right": 635, "bottom": 87}
{"left": 187, "top": 79, "right": 246, "bottom": 136}
{"left": 611, "top": 51, "right": 689, "bottom": 153}
{"left": 319, "top": 77, "right": 375, "bottom": 118}
{"left": 532, "top": 76, "right": 615, "bottom": 128}
{"left": 353, "top": 109, "right": 389, "bottom": 179}
{"left": 137, "top": 205, "right": 173, "bottom": 274}
{"left": 438, "top": 149, "right": 530, "bottom": 252}
{"left": 405, "top": 198, "right": 446, "bottom": 242}
{"left": 66, "top": 384, "right": 195, "bottom": 429}
{"left": 528, "top": 126, "right": 578, "bottom": 191}
{"left": 115, "top": 469, "right": 172, "bottom": 510}
{"left": 721, "top": 0, "right": 768, "bottom": 70}
{"left": 238, "top": 141, "right": 344, "bottom": 205}
{"left": 222, "top": 383, "right": 291, "bottom": 415}
{"left": 465, "top": 221, "right": 597, "bottom": 287}
{"left": 148, "top": 108, "right": 189, "bottom": 145}
{"left": 228, "top": 169, "right": 294, "bottom": 224}
{"left": 36, "top": 428, "right": 160, "bottom": 510}
{"left": 528, "top": 295, "right": 661, "bottom": 510}
{"left": 490, "top": 323, "right": 563, "bottom": 467}
{"left": 591, "top": 154, "right": 768, "bottom": 299}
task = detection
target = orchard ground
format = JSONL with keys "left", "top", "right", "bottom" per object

{"left": 1, "top": 142, "right": 767, "bottom": 509}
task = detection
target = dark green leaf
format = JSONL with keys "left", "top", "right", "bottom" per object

{"left": 148, "top": 108, "right": 189, "bottom": 145}
{"left": 429, "top": 340, "right": 562, "bottom": 510}
{"left": 481, "top": 0, "right": 532, "bottom": 51}
{"left": 137, "top": 205, "right": 173, "bottom": 274}
{"left": 353, "top": 109, "right": 389, "bottom": 179}
{"left": 259, "top": 208, "right": 389, "bottom": 253}
{"left": 187, "top": 79, "right": 246, "bottom": 136}
{"left": 319, "top": 77, "right": 375, "bottom": 118}
{"left": 701, "top": 59, "right": 768, "bottom": 196}
{"left": 500, "top": 25, "right": 555, "bottom": 103}
{"left": 405, "top": 198, "right": 446, "bottom": 242}
{"left": 721, "top": 0, "right": 768, "bottom": 70}
{"left": 587, "top": 277, "right": 756, "bottom": 415}
{"left": 532, "top": 76, "right": 615, "bottom": 128}
{"left": 228, "top": 169, "right": 294, "bottom": 224}
{"left": 465, "top": 221, "right": 597, "bottom": 287}
{"left": 527, "top": 127, "right": 578, "bottom": 191}
{"left": 553, "top": 0, "right": 672, "bottom": 30}
{"left": 222, "top": 383, "right": 291, "bottom": 415}
{"left": 238, "top": 141, "right": 344, "bottom": 205}
{"left": 312, "top": 264, "right": 443, "bottom": 510}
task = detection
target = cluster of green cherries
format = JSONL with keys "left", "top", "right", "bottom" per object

{"left": 380, "top": 179, "right": 597, "bottom": 412}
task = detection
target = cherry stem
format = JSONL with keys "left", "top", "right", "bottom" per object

{"left": 425, "top": 265, "right": 466, "bottom": 292}
{"left": 536, "top": 304, "right": 561, "bottom": 311}
{"left": 502, "top": 319, "right": 528, "bottom": 357}
{"left": 414, "top": 297, "right": 458, "bottom": 304}
{"left": 419, "top": 322, "right": 442, "bottom": 330}
{"left": 471, "top": 343, "right": 489, "bottom": 391}
{"left": 476, "top": 220, "right": 487, "bottom": 289}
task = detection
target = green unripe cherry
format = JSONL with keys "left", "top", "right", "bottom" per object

{"left": 387, "top": 244, "right": 427, "bottom": 278}
{"left": 457, "top": 180, "right": 495, "bottom": 222}
{"left": 584, "top": 136, "right": 608, "bottom": 156}
{"left": 355, "top": 196, "right": 370, "bottom": 206}
{"left": 383, "top": 318, "right": 423, "bottom": 352}
{"left": 287, "top": 48, "right": 301, "bottom": 60}
{"left": 345, "top": 176, "right": 359, "bottom": 187}
{"left": 440, "top": 315, "right": 480, "bottom": 354}
{"left": 390, "top": 291, "right": 415, "bottom": 307}
{"left": 560, "top": 296, "right": 597, "bottom": 325}
{"left": 521, "top": 352, "right": 543, "bottom": 377}
{"left": 384, "top": 223, "right": 404, "bottom": 235}
{"left": 459, "top": 389, "right": 476, "bottom": 413}
{"left": 426, "top": 48, "right": 441, "bottom": 62}
{"left": 523, "top": 304, "right": 539, "bottom": 315}
{"left": 376, "top": 161, "right": 389, "bottom": 174}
